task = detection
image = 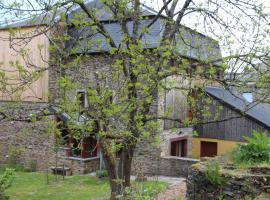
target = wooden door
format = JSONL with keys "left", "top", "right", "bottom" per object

{"left": 171, "top": 141, "right": 180, "bottom": 156}
{"left": 200, "top": 141, "right": 217, "bottom": 157}
{"left": 82, "top": 137, "right": 98, "bottom": 158}
{"left": 181, "top": 140, "right": 187, "bottom": 157}
{"left": 171, "top": 140, "right": 187, "bottom": 157}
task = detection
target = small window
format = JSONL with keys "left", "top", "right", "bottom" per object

{"left": 76, "top": 90, "right": 88, "bottom": 108}
{"left": 242, "top": 92, "right": 253, "bottom": 103}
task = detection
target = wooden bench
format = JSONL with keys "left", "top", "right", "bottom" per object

{"left": 50, "top": 166, "right": 71, "bottom": 176}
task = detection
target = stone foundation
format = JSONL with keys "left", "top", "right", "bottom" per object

{"left": 0, "top": 103, "right": 100, "bottom": 175}
{"left": 158, "top": 156, "right": 198, "bottom": 177}
{"left": 0, "top": 116, "right": 56, "bottom": 172}
{"left": 56, "top": 157, "right": 100, "bottom": 175}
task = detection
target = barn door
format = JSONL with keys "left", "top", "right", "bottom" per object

{"left": 200, "top": 141, "right": 217, "bottom": 157}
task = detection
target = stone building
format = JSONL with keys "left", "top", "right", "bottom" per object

{"left": 0, "top": 0, "right": 225, "bottom": 176}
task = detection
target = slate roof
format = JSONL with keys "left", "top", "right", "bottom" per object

{"left": 0, "top": 0, "right": 222, "bottom": 63}
{"left": 66, "top": 17, "right": 221, "bottom": 63}
{"left": 206, "top": 87, "right": 270, "bottom": 129}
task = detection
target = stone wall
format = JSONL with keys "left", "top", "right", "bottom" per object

{"left": 132, "top": 147, "right": 198, "bottom": 177}
{"left": 0, "top": 52, "right": 197, "bottom": 177}
{"left": 132, "top": 139, "right": 161, "bottom": 176}
{"left": 158, "top": 156, "right": 199, "bottom": 177}
{"left": 56, "top": 157, "right": 100, "bottom": 175}
{"left": 159, "top": 128, "right": 193, "bottom": 158}
{"left": 0, "top": 101, "right": 101, "bottom": 175}
{"left": 186, "top": 162, "right": 270, "bottom": 200}
{"left": 56, "top": 148, "right": 100, "bottom": 175}
{"left": 0, "top": 103, "right": 56, "bottom": 171}
{"left": 65, "top": 54, "right": 165, "bottom": 177}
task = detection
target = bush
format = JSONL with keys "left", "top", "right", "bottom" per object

{"left": 0, "top": 168, "right": 15, "bottom": 200}
{"left": 7, "top": 147, "right": 24, "bottom": 165}
{"left": 231, "top": 131, "right": 270, "bottom": 165}
{"left": 96, "top": 170, "right": 108, "bottom": 178}
{"left": 205, "top": 161, "right": 222, "bottom": 185}
{"left": 27, "top": 160, "right": 38, "bottom": 172}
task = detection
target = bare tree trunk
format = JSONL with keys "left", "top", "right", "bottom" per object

{"left": 99, "top": 140, "right": 122, "bottom": 200}
{"left": 123, "top": 147, "right": 134, "bottom": 187}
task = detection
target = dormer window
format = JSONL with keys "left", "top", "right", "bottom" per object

{"left": 242, "top": 92, "right": 253, "bottom": 103}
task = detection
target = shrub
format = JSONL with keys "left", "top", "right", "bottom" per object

{"left": 27, "top": 160, "right": 38, "bottom": 172}
{"left": 0, "top": 168, "right": 15, "bottom": 200}
{"left": 4, "top": 164, "right": 31, "bottom": 172}
{"left": 231, "top": 131, "right": 270, "bottom": 165}
{"left": 96, "top": 170, "right": 108, "bottom": 178}
{"left": 7, "top": 147, "right": 24, "bottom": 165}
{"left": 205, "top": 161, "right": 222, "bottom": 185}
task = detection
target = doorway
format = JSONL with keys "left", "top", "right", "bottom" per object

{"left": 200, "top": 141, "right": 217, "bottom": 157}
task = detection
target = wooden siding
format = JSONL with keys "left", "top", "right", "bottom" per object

{"left": 0, "top": 26, "right": 49, "bottom": 102}
{"left": 164, "top": 88, "right": 188, "bottom": 129}
{"left": 162, "top": 76, "right": 220, "bottom": 130}
{"left": 194, "top": 99, "right": 270, "bottom": 142}
{"left": 163, "top": 76, "right": 189, "bottom": 130}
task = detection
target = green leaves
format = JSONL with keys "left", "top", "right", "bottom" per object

{"left": 0, "top": 168, "right": 15, "bottom": 199}
{"left": 231, "top": 131, "right": 270, "bottom": 166}
{"left": 205, "top": 161, "right": 223, "bottom": 186}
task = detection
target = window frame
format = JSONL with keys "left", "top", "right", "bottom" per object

{"left": 76, "top": 89, "right": 88, "bottom": 108}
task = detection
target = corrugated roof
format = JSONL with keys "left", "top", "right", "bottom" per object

{"left": 206, "top": 87, "right": 270, "bottom": 129}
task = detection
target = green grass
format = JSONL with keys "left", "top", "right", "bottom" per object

{"left": 0, "top": 167, "right": 167, "bottom": 200}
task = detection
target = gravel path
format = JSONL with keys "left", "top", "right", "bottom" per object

{"left": 130, "top": 176, "right": 187, "bottom": 200}
{"left": 154, "top": 177, "right": 186, "bottom": 200}
{"left": 91, "top": 174, "right": 187, "bottom": 200}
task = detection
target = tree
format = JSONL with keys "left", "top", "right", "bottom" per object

{"left": 0, "top": 0, "right": 270, "bottom": 199}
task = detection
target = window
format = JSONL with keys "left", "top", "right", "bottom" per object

{"left": 76, "top": 90, "right": 88, "bottom": 108}
{"left": 65, "top": 136, "right": 98, "bottom": 158}
{"left": 170, "top": 139, "right": 187, "bottom": 157}
{"left": 55, "top": 117, "right": 98, "bottom": 159}
{"left": 55, "top": 117, "right": 71, "bottom": 147}
{"left": 242, "top": 92, "right": 253, "bottom": 103}
{"left": 81, "top": 137, "right": 98, "bottom": 158}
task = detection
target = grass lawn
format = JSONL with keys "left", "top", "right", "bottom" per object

{"left": 0, "top": 167, "right": 167, "bottom": 200}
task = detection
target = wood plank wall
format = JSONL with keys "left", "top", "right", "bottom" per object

{"left": 195, "top": 99, "right": 270, "bottom": 142}
{"left": 0, "top": 26, "right": 49, "bottom": 102}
